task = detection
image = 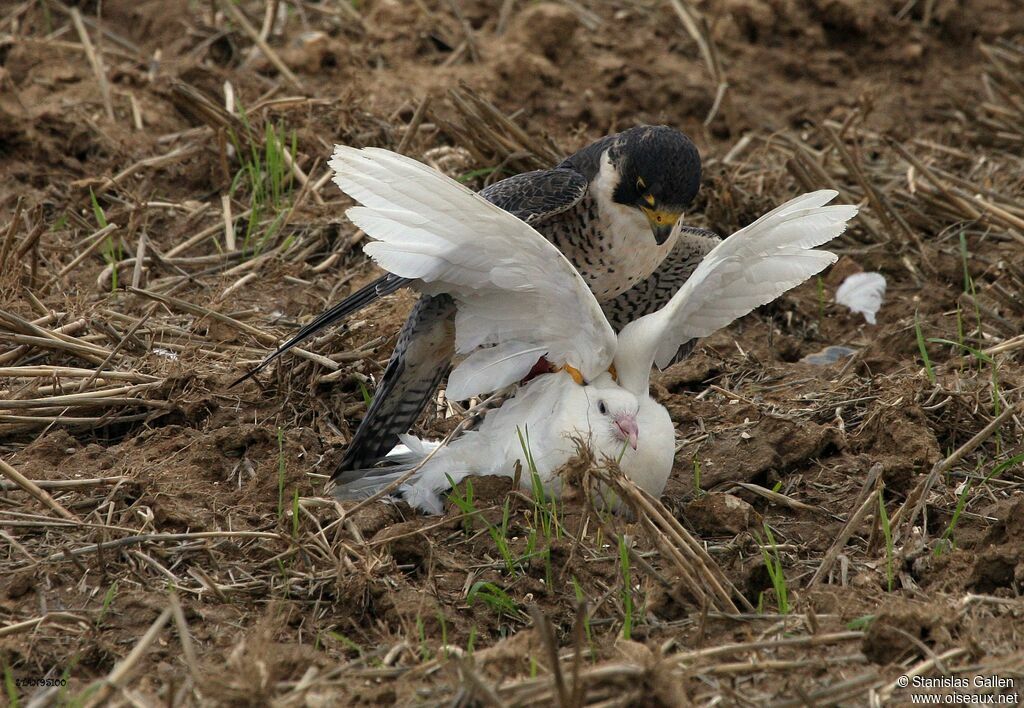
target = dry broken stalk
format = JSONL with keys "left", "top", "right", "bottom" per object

{"left": 83, "top": 607, "right": 173, "bottom": 707}
{"left": 0, "top": 457, "right": 80, "bottom": 521}
{"left": 585, "top": 458, "right": 749, "bottom": 614}
{"left": 69, "top": 8, "right": 115, "bottom": 121}
{"left": 218, "top": 0, "right": 303, "bottom": 91}
{"left": 808, "top": 463, "right": 883, "bottom": 586}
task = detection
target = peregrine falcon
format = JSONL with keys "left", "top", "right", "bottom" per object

{"left": 237, "top": 125, "right": 721, "bottom": 477}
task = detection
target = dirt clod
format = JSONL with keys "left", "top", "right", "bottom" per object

{"left": 862, "top": 601, "right": 950, "bottom": 665}
{"left": 699, "top": 415, "right": 842, "bottom": 487}
{"left": 684, "top": 493, "right": 761, "bottom": 536}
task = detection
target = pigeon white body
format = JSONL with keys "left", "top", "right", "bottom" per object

{"left": 330, "top": 147, "right": 857, "bottom": 513}
{"left": 344, "top": 372, "right": 671, "bottom": 513}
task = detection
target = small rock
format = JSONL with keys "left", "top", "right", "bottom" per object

{"left": 800, "top": 345, "right": 858, "bottom": 366}
{"left": 614, "top": 638, "right": 653, "bottom": 665}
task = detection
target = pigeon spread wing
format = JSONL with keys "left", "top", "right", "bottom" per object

{"left": 330, "top": 146, "right": 616, "bottom": 400}
{"left": 614, "top": 190, "right": 858, "bottom": 396}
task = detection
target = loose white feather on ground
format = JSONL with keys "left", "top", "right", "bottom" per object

{"left": 836, "top": 271, "right": 887, "bottom": 324}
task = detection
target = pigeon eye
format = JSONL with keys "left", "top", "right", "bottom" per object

{"left": 598, "top": 400, "right": 607, "bottom": 415}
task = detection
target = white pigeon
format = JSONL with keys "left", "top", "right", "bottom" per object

{"left": 329, "top": 147, "right": 858, "bottom": 513}
{"left": 340, "top": 371, "right": 655, "bottom": 514}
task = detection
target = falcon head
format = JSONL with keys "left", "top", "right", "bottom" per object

{"left": 587, "top": 379, "right": 641, "bottom": 451}
{"left": 608, "top": 125, "right": 702, "bottom": 245}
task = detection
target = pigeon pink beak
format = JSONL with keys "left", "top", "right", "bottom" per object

{"left": 614, "top": 415, "right": 639, "bottom": 450}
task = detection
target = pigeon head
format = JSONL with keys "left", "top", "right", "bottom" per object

{"left": 586, "top": 376, "right": 641, "bottom": 451}
{"left": 609, "top": 125, "right": 702, "bottom": 245}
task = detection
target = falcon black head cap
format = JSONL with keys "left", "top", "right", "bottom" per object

{"left": 610, "top": 125, "right": 702, "bottom": 245}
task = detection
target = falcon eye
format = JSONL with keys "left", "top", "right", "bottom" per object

{"left": 644, "top": 194, "right": 656, "bottom": 207}
{"left": 636, "top": 177, "right": 646, "bottom": 190}
{"left": 598, "top": 400, "right": 607, "bottom": 415}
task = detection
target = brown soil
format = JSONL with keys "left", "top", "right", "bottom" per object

{"left": 2, "top": 1, "right": 1024, "bottom": 705}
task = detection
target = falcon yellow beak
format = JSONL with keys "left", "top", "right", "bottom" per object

{"left": 640, "top": 206, "right": 682, "bottom": 245}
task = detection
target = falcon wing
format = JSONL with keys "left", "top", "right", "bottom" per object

{"left": 613, "top": 191, "right": 857, "bottom": 396}
{"left": 478, "top": 168, "right": 588, "bottom": 224}
{"left": 330, "top": 146, "right": 616, "bottom": 401}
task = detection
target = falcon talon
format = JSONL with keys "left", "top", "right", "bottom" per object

{"left": 555, "top": 363, "right": 586, "bottom": 385}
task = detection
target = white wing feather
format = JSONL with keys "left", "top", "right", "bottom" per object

{"left": 331, "top": 146, "right": 616, "bottom": 400}
{"left": 614, "top": 190, "right": 857, "bottom": 396}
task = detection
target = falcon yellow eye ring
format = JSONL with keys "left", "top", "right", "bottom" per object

{"left": 644, "top": 194, "right": 656, "bottom": 207}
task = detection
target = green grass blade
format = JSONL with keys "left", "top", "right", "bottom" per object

{"left": 914, "top": 311, "right": 936, "bottom": 384}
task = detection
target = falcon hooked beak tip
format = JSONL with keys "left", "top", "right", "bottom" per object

{"left": 640, "top": 206, "right": 682, "bottom": 245}
{"left": 614, "top": 415, "right": 639, "bottom": 450}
